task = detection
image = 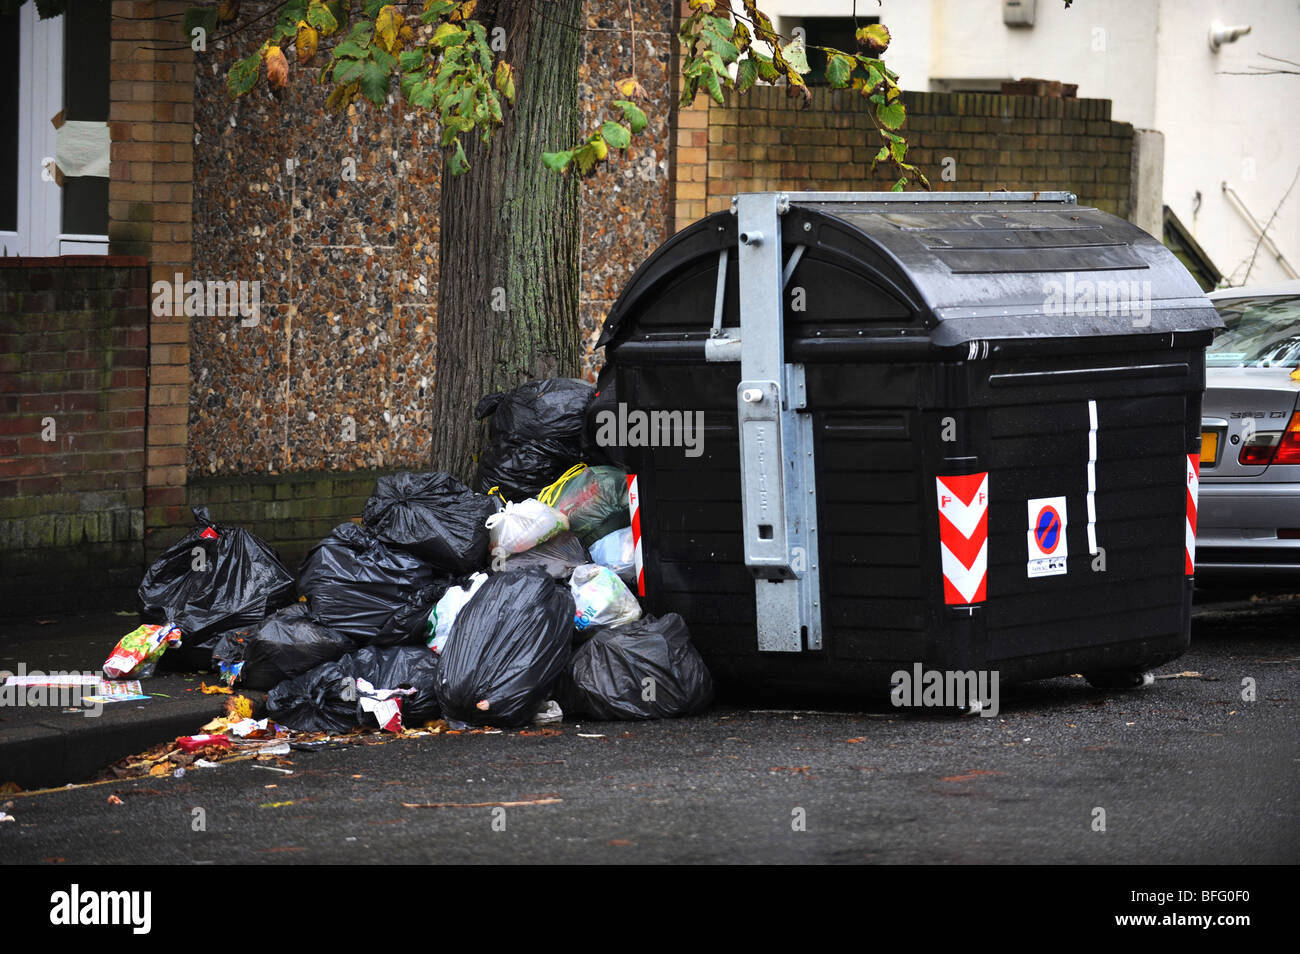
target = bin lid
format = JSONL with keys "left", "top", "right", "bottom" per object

{"left": 599, "top": 192, "right": 1222, "bottom": 349}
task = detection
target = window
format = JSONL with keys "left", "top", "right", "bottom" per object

{"left": 782, "top": 15, "right": 879, "bottom": 86}
{"left": 0, "top": 1, "right": 109, "bottom": 257}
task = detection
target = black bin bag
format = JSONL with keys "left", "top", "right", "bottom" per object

{"left": 473, "top": 378, "right": 593, "bottom": 501}
{"left": 362, "top": 471, "right": 497, "bottom": 574}
{"left": 267, "top": 644, "right": 442, "bottom": 733}
{"left": 501, "top": 530, "right": 591, "bottom": 580}
{"left": 297, "top": 523, "right": 447, "bottom": 647}
{"left": 138, "top": 507, "right": 296, "bottom": 670}
{"left": 217, "top": 603, "right": 358, "bottom": 691}
{"left": 436, "top": 568, "right": 575, "bottom": 727}
{"left": 556, "top": 614, "right": 713, "bottom": 720}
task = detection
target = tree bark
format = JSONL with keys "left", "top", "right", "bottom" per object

{"left": 431, "top": 0, "right": 583, "bottom": 483}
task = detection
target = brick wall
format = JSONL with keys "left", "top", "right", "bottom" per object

{"left": 676, "top": 86, "right": 1135, "bottom": 230}
{"left": 107, "top": 0, "right": 194, "bottom": 560}
{"left": 184, "top": 471, "right": 394, "bottom": 572}
{"left": 0, "top": 258, "right": 149, "bottom": 614}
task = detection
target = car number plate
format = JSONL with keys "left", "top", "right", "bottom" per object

{"left": 1201, "top": 430, "right": 1219, "bottom": 465}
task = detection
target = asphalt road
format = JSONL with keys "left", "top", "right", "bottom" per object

{"left": 2, "top": 597, "right": 1297, "bottom": 865}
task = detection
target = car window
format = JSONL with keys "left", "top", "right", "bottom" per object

{"left": 1208, "top": 295, "right": 1300, "bottom": 367}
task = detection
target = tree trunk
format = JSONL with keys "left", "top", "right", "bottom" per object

{"left": 431, "top": 0, "right": 583, "bottom": 483}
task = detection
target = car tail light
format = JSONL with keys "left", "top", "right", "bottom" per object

{"left": 1271, "top": 412, "right": 1300, "bottom": 464}
{"left": 1238, "top": 412, "right": 1300, "bottom": 465}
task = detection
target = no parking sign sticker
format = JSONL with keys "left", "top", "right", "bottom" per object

{"left": 1027, "top": 496, "right": 1068, "bottom": 578}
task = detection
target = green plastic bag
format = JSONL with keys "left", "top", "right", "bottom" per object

{"left": 543, "top": 466, "right": 629, "bottom": 548}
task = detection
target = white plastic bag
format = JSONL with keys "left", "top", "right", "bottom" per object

{"left": 485, "top": 498, "right": 569, "bottom": 558}
{"left": 570, "top": 563, "right": 642, "bottom": 632}
{"left": 427, "top": 572, "right": 489, "bottom": 654}
{"left": 588, "top": 526, "right": 636, "bottom": 585}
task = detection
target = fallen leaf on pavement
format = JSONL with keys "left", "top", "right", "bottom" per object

{"left": 942, "top": 770, "right": 1007, "bottom": 782}
{"left": 199, "top": 682, "right": 231, "bottom": 695}
{"left": 403, "top": 798, "right": 563, "bottom": 808}
{"left": 106, "top": 795, "right": 123, "bottom": 805}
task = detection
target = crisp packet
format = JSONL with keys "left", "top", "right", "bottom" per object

{"left": 103, "top": 623, "right": 183, "bottom": 679}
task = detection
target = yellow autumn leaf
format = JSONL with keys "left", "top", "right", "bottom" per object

{"left": 297, "top": 23, "right": 319, "bottom": 64}
{"left": 225, "top": 695, "right": 253, "bottom": 720}
{"left": 375, "top": 5, "right": 405, "bottom": 54}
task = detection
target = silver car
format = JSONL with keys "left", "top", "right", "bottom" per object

{"left": 1198, "top": 280, "right": 1300, "bottom": 579}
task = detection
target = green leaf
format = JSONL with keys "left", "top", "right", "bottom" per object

{"left": 433, "top": 22, "right": 466, "bottom": 47}
{"left": 703, "top": 68, "right": 724, "bottom": 105}
{"left": 704, "top": 26, "right": 739, "bottom": 63}
{"left": 333, "top": 39, "right": 370, "bottom": 60}
{"left": 876, "top": 101, "right": 906, "bottom": 130}
{"left": 826, "top": 53, "right": 854, "bottom": 88}
{"left": 420, "top": 0, "right": 458, "bottom": 22}
{"left": 370, "top": 47, "right": 397, "bottom": 73}
{"left": 362, "top": 0, "right": 388, "bottom": 17}
{"left": 399, "top": 49, "right": 426, "bottom": 71}
{"left": 890, "top": 138, "right": 907, "bottom": 162}
{"left": 735, "top": 56, "right": 758, "bottom": 94}
{"left": 227, "top": 51, "right": 262, "bottom": 97}
{"left": 345, "top": 20, "right": 374, "bottom": 47}
{"left": 359, "top": 59, "right": 391, "bottom": 104}
{"left": 755, "top": 54, "right": 779, "bottom": 83}
{"left": 332, "top": 57, "right": 365, "bottom": 85}
{"left": 891, "top": 176, "right": 907, "bottom": 192}
{"left": 780, "top": 38, "right": 810, "bottom": 75}
{"left": 408, "top": 79, "right": 436, "bottom": 108}
{"left": 307, "top": 0, "right": 339, "bottom": 34}
{"left": 612, "top": 99, "right": 647, "bottom": 134}
{"left": 542, "top": 150, "right": 574, "bottom": 173}
{"left": 600, "top": 121, "right": 632, "bottom": 150}
{"left": 873, "top": 146, "right": 888, "bottom": 163}
{"left": 448, "top": 139, "right": 469, "bottom": 175}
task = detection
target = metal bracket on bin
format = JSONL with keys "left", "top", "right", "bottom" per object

{"left": 735, "top": 193, "right": 822, "bottom": 653}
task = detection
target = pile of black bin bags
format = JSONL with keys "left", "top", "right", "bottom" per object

{"left": 134, "top": 379, "right": 713, "bottom": 733}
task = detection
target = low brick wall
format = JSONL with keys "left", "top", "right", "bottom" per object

{"left": 0, "top": 257, "right": 150, "bottom": 615}
{"left": 182, "top": 470, "right": 398, "bottom": 574}
{"left": 675, "top": 86, "right": 1136, "bottom": 228}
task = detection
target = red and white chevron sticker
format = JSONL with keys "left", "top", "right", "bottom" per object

{"left": 936, "top": 472, "right": 989, "bottom": 604}
{"left": 1185, "top": 453, "right": 1199, "bottom": 576}
{"left": 627, "top": 473, "right": 645, "bottom": 596}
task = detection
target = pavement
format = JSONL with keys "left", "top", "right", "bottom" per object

{"left": 0, "top": 598, "right": 1295, "bottom": 864}
{"left": 0, "top": 609, "right": 265, "bottom": 790}
{"left": 0, "top": 590, "right": 1296, "bottom": 817}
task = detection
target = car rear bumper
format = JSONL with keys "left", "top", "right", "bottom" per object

{"left": 1196, "top": 481, "right": 1300, "bottom": 575}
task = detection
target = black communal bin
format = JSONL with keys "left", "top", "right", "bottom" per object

{"left": 595, "top": 191, "right": 1222, "bottom": 699}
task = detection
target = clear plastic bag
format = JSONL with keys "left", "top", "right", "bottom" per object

{"left": 570, "top": 563, "right": 642, "bottom": 632}
{"left": 428, "top": 572, "right": 489, "bottom": 654}
{"left": 485, "top": 498, "right": 569, "bottom": 557}
{"left": 588, "top": 526, "right": 636, "bottom": 586}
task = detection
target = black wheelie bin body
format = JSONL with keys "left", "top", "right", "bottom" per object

{"left": 595, "top": 191, "right": 1222, "bottom": 698}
